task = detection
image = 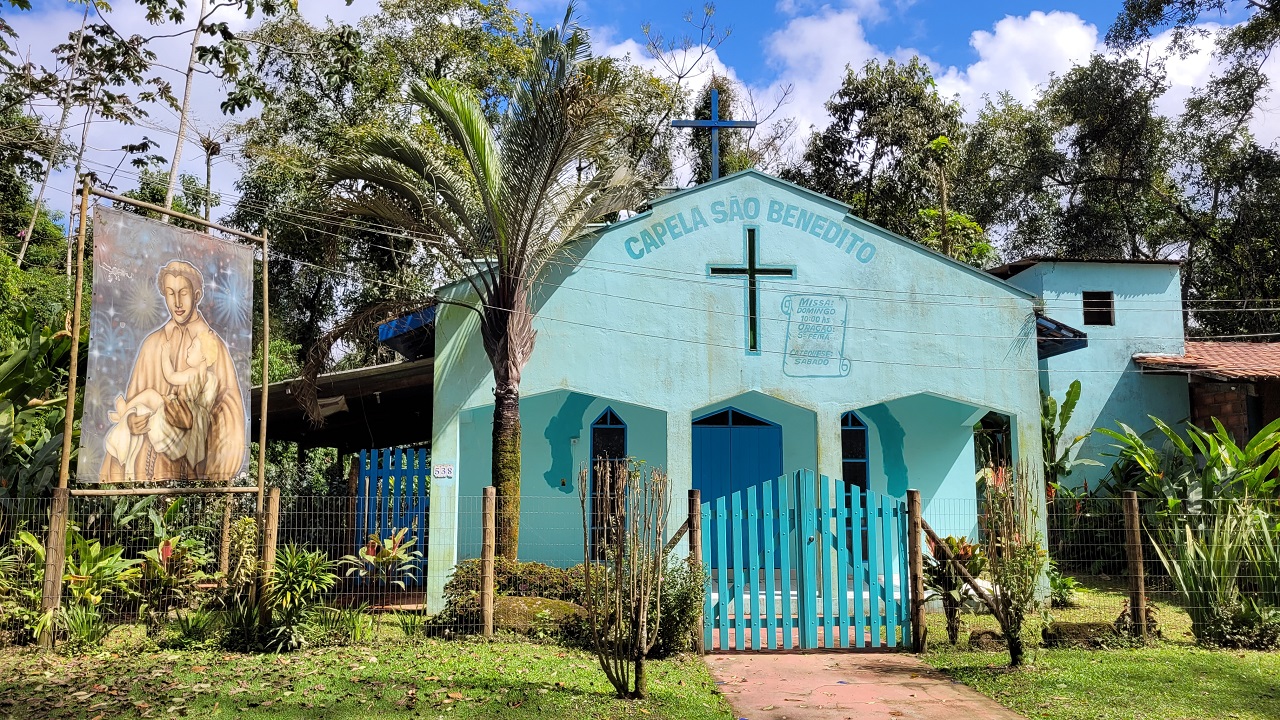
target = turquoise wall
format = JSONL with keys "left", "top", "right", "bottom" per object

{"left": 454, "top": 392, "right": 667, "bottom": 567}
{"left": 1005, "top": 262, "right": 1189, "bottom": 490}
{"left": 427, "top": 170, "right": 1047, "bottom": 609}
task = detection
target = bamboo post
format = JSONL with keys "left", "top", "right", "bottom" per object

{"left": 256, "top": 234, "right": 269, "bottom": 516}
{"left": 1122, "top": 490, "right": 1147, "bottom": 640}
{"left": 907, "top": 489, "right": 927, "bottom": 653}
{"left": 481, "top": 486, "right": 496, "bottom": 636}
{"left": 257, "top": 487, "right": 281, "bottom": 624}
{"left": 40, "top": 178, "right": 90, "bottom": 648}
{"left": 688, "top": 489, "right": 703, "bottom": 654}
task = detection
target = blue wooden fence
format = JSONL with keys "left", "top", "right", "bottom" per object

{"left": 356, "top": 447, "right": 430, "bottom": 586}
{"left": 701, "top": 469, "right": 912, "bottom": 651}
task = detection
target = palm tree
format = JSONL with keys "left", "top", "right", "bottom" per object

{"left": 325, "top": 6, "right": 653, "bottom": 559}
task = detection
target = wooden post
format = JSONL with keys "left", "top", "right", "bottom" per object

{"left": 258, "top": 487, "right": 281, "bottom": 623}
{"left": 481, "top": 486, "right": 496, "bottom": 637}
{"left": 256, "top": 234, "right": 270, "bottom": 516}
{"left": 907, "top": 489, "right": 926, "bottom": 653}
{"left": 38, "top": 487, "right": 70, "bottom": 648}
{"left": 688, "top": 489, "right": 703, "bottom": 654}
{"left": 40, "top": 179, "right": 90, "bottom": 648}
{"left": 1122, "top": 490, "right": 1147, "bottom": 641}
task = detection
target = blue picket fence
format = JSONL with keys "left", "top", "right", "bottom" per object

{"left": 356, "top": 447, "right": 430, "bottom": 586}
{"left": 701, "top": 469, "right": 911, "bottom": 651}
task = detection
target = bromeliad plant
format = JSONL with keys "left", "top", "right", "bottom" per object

{"left": 341, "top": 528, "right": 422, "bottom": 603}
{"left": 138, "top": 535, "right": 213, "bottom": 638}
{"left": 923, "top": 535, "right": 986, "bottom": 645}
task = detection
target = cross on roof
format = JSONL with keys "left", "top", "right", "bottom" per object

{"left": 672, "top": 87, "right": 757, "bottom": 181}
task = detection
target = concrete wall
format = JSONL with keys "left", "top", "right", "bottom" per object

{"left": 428, "top": 170, "right": 1047, "bottom": 607}
{"left": 1005, "top": 262, "right": 1189, "bottom": 490}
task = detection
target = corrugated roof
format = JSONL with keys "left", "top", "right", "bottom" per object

{"left": 1133, "top": 341, "right": 1280, "bottom": 380}
{"left": 988, "top": 256, "right": 1182, "bottom": 279}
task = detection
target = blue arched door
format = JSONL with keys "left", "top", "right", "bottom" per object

{"left": 693, "top": 408, "right": 783, "bottom": 566}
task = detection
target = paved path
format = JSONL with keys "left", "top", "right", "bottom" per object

{"left": 705, "top": 652, "right": 1026, "bottom": 720}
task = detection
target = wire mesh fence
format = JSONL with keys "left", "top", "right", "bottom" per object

{"left": 0, "top": 492, "right": 601, "bottom": 651}
{"left": 5, "top": 486, "right": 1279, "bottom": 654}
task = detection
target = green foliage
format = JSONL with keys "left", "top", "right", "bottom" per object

{"left": 62, "top": 530, "right": 140, "bottom": 608}
{"left": 138, "top": 534, "right": 213, "bottom": 638}
{"left": 219, "top": 594, "right": 262, "bottom": 652}
{"left": 1096, "top": 416, "right": 1280, "bottom": 510}
{"left": 266, "top": 544, "right": 338, "bottom": 651}
{"left": 393, "top": 609, "right": 425, "bottom": 640}
{"left": 1046, "top": 560, "right": 1080, "bottom": 609}
{"left": 58, "top": 604, "right": 113, "bottom": 650}
{"left": 0, "top": 305, "right": 76, "bottom": 508}
{"left": 441, "top": 557, "right": 586, "bottom": 630}
{"left": 924, "top": 535, "right": 987, "bottom": 645}
{"left": 649, "top": 559, "right": 706, "bottom": 658}
{"left": 225, "top": 516, "right": 258, "bottom": 590}
{"left": 341, "top": 528, "right": 422, "bottom": 596}
{"left": 912, "top": 209, "right": 996, "bottom": 266}
{"left": 982, "top": 465, "right": 1049, "bottom": 666}
{"left": 324, "top": 9, "right": 657, "bottom": 559}
{"left": 783, "top": 57, "right": 963, "bottom": 238}
{"left": 1042, "top": 379, "right": 1102, "bottom": 491}
{"left": 311, "top": 604, "right": 374, "bottom": 646}
{"left": 163, "top": 607, "right": 222, "bottom": 649}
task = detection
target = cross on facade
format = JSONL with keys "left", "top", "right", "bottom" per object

{"left": 710, "top": 228, "right": 794, "bottom": 352}
{"left": 672, "top": 87, "right": 757, "bottom": 181}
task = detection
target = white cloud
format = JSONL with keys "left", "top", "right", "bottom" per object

{"left": 762, "top": 6, "right": 884, "bottom": 135}
{"left": 934, "top": 11, "right": 1103, "bottom": 112}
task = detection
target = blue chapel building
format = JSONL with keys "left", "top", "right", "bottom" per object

{"left": 415, "top": 169, "right": 1191, "bottom": 610}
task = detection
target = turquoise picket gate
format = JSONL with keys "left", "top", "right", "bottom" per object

{"left": 701, "top": 469, "right": 911, "bottom": 651}
{"left": 356, "top": 447, "right": 430, "bottom": 586}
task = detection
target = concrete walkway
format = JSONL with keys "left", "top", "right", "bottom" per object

{"left": 705, "top": 652, "right": 1026, "bottom": 720}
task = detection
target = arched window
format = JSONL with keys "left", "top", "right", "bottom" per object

{"left": 841, "top": 411, "right": 868, "bottom": 490}
{"left": 590, "top": 408, "right": 627, "bottom": 558}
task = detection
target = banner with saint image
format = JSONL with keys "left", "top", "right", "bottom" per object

{"left": 78, "top": 207, "right": 253, "bottom": 484}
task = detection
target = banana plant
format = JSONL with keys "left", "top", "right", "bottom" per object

{"left": 1042, "top": 379, "right": 1101, "bottom": 491}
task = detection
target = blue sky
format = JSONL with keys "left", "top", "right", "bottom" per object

{"left": 9, "top": 0, "right": 1272, "bottom": 205}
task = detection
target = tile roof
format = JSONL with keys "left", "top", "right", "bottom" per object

{"left": 1133, "top": 341, "right": 1280, "bottom": 380}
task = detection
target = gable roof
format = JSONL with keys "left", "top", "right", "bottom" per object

{"left": 589, "top": 168, "right": 1037, "bottom": 301}
{"left": 988, "top": 256, "right": 1182, "bottom": 280}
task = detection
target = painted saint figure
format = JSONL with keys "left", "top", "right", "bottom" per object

{"left": 100, "top": 260, "right": 246, "bottom": 482}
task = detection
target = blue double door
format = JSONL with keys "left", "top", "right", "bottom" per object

{"left": 692, "top": 408, "right": 783, "bottom": 567}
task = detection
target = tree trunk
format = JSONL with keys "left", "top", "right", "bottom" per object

{"left": 164, "top": 0, "right": 209, "bottom": 215}
{"left": 18, "top": 4, "right": 88, "bottom": 268}
{"left": 492, "top": 379, "right": 521, "bottom": 560}
{"left": 1008, "top": 632, "right": 1025, "bottom": 667}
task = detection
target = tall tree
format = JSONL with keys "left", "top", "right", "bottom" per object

{"left": 783, "top": 57, "right": 962, "bottom": 238}
{"left": 325, "top": 8, "right": 655, "bottom": 558}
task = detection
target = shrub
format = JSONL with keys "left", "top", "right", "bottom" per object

{"left": 981, "top": 464, "right": 1048, "bottom": 667}
{"left": 59, "top": 604, "right": 113, "bottom": 650}
{"left": 649, "top": 559, "right": 706, "bottom": 658}
{"left": 1046, "top": 560, "right": 1080, "bottom": 609}
{"left": 138, "top": 535, "right": 212, "bottom": 638}
{"left": 924, "top": 535, "right": 986, "bottom": 645}
{"left": 311, "top": 604, "right": 373, "bottom": 646}
{"left": 340, "top": 528, "right": 422, "bottom": 601}
{"left": 441, "top": 557, "right": 585, "bottom": 630}
{"left": 162, "top": 607, "right": 221, "bottom": 649}
{"left": 265, "top": 545, "right": 337, "bottom": 652}
{"left": 219, "top": 595, "right": 261, "bottom": 652}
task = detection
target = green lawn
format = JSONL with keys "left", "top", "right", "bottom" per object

{"left": 0, "top": 637, "right": 732, "bottom": 719}
{"left": 919, "top": 576, "right": 1280, "bottom": 720}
